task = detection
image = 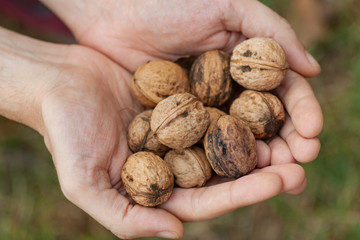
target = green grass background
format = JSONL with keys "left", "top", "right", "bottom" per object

{"left": 1, "top": 0, "right": 360, "bottom": 239}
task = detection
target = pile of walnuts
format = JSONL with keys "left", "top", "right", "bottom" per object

{"left": 121, "top": 37, "right": 289, "bottom": 207}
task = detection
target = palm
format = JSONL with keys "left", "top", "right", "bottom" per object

{"left": 39, "top": 46, "right": 146, "bottom": 228}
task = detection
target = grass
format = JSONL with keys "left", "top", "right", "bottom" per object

{"left": 1, "top": 0, "right": 360, "bottom": 239}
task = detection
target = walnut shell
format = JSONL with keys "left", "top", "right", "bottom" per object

{"left": 197, "top": 107, "right": 227, "bottom": 146}
{"left": 164, "top": 146, "right": 212, "bottom": 188}
{"left": 131, "top": 60, "right": 190, "bottom": 107}
{"left": 190, "top": 50, "right": 233, "bottom": 106}
{"left": 205, "top": 107, "right": 227, "bottom": 124}
{"left": 127, "top": 110, "right": 169, "bottom": 157}
{"left": 204, "top": 115, "right": 257, "bottom": 178}
{"left": 151, "top": 93, "right": 210, "bottom": 149}
{"left": 230, "top": 37, "right": 289, "bottom": 91}
{"left": 230, "top": 90, "right": 285, "bottom": 139}
{"left": 121, "top": 152, "right": 174, "bottom": 207}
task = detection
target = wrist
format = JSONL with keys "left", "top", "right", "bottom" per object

{"left": 0, "top": 27, "right": 70, "bottom": 133}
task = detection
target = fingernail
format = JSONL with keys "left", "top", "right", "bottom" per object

{"left": 305, "top": 50, "right": 320, "bottom": 68}
{"left": 157, "top": 231, "right": 179, "bottom": 239}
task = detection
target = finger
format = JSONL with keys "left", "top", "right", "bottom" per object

{"left": 252, "top": 163, "right": 306, "bottom": 193}
{"left": 60, "top": 175, "right": 184, "bottom": 239}
{"left": 209, "top": 163, "right": 305, "bottom": 190}
{"left": 279, "top": 114, "right": 321, "bottom": 163}
{"left": 256, "top": 140, "right": 271, "bottom": 168}
{"left": 276, "top": 70, "right": 323, "bottom": 138}
{"left": 267, "top": 136, "right": 295, "bottom": 165}
{"left": 161, "top": 172, "right": 283, "bottom": 222}
{"left": 220, "top": 0, "right": 321, "bottom": 77}
{"left": 286, "top": 176, "right": 307, "bottom": 195}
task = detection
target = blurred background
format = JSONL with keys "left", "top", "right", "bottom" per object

{"left": 1, "top": 0, "right": 360, "bottom": 239}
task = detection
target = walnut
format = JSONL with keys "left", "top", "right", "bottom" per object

{"left": 121, "top": 151, "right": 174, "bottom": 207}
{"left": 130, "top": 60, "right": 190, "bottom": 107}
{"left": 230, "top": 37, "right": 289, "bottom": 91}
{"left": 230, "top": 90, "right": 285, "bottom": 139}
{"left": 127, "top": 110, "right": 169, "bottom": 157}
{"left": 164, "top": 146, "right": 212, "bottom": 188}
{"left": 197, "top": 107, "right": 227, "bottom": 146}
{"left": 205, "top": 107, "right": 226, "bottom": 124}
{"left": 204, "top": 115, "right": 257, "bottom": 178}
{"left": 151, "top": 93, "right": 210, "bottom": 149}
{"left": 190, "top": 50, "right": 233, "bottom": 106}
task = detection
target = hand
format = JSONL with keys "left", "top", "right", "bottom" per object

{"left": 42, "top": 60, "right": 314, "bottom": 238}
{"left": 1, "top": 26, "right": 319, "bottom": 239}
{"left": 40, "top": 0, "right": 321, "bottom": 75}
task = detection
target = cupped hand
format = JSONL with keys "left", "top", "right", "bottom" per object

{"left": 44, "top": 0, "right": 321, "bottom": 76}
{"left": 37, "top": 46, "right": 318, "bottom": 239}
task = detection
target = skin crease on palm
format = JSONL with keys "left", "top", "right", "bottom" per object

{"left": 0, "top": 0, "right": 324, "bottom": 239}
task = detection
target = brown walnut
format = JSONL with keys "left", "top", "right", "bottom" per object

{"left": 127, "top": 110, "right": 169, "bottom": 157}
{"left": 230, "top": 90, "right": 285, "bottom": 139}
{"left": 151, "top": 93, "right": 210, "bottom": 149}
{"left": 205, "top": 107, "right": 226, "bottom": 124}
{"left": 204, "top": 115, "right": 257, "bottom": 178}
{"left": 230, "top": 37, "right": 289, "bottom": 91}
{"left": 130, "top": 60, "right": 190, "bottom": 107}
{"left": 190, "top": 50, "right": 233, "bottom": 106}
{"left": 121, "top": 151, "right": 174, "bottom": 207}
{"left": 197, "top": 107, "right": 227, "bottom": 146}
{"left": 164, "top": 146, "right": 212, "bottom": 188}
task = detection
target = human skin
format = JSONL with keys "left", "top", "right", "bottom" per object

{"left": 2, "top": 0, "right": 323, "bottom": 238}
{"left": 40, "top": 0, "right": 321, "bottom": 76}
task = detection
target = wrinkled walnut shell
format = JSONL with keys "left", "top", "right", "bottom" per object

{"left": 131, "top": 60, "right": 190, "bottom": 107}
{"left": 121, "top": 152, "right": 174, "bottom": 207}
{"left": 164, "top": 146, "right": 212, "bottom": 188}
{"left": 204, "top": 115, "right": 257, "bottom": 178}
{"left": 190, "top": 50, "right": 232, "bottom": 106}
{"left": 197, "top": 107, "right": 227, "bottom": 146}
{"left": 127, "top": 110, "right": 169, "bottom": 157}
{"left": 206, "top": 107, "right": 227, "bottom": 124}
{"left": 151, "top": 93, "right": 210, "bottom": 149}
{"left": 230, "top": 37, "right": 289, "bottom": 91}
{"left": 230, "top": 90, "right": 285, "bottom": 139}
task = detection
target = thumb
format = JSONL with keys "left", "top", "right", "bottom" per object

{"left": 220, "top": 0, "right": 321, "bottom": 78}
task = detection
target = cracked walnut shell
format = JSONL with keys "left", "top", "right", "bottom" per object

{"left": 131, "top": 60, "right": 190, "bottom": 107}
{"left": 204, "top": 115, "right": 257, "bottom": 178}
{"left": 164, "top": 146, "right": 212, "bottom": 188}
{"left": 127, "top": 110, "right": 169, "bottom": 157}
{"left": 151, "top": 93, "right": 210, "bottom": 149}
{"left": 230, "top": 90, "right": 285, "bottom": 139}
{"left": 121, "top": 151, "right": 174, "bottom": 207}
{"left": 230, "top": 37, "right": 289, "bottom": 91}
{"left": 190, "top": 50, "right": 232, "bottom": 106}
